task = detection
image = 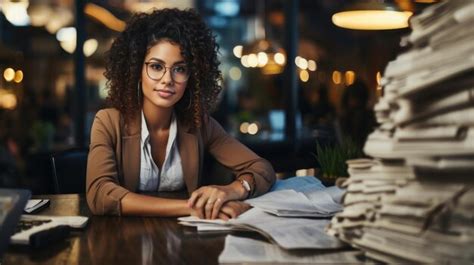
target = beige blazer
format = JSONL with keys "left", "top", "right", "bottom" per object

{"left": 86, "top": 108, "right": 276, "bottom": 215}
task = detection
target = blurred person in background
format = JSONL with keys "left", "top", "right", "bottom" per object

{"left": 338, "top": 80, "right": 376, "bottom": 149}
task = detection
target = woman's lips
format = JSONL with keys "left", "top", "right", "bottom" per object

{"left": 154, "top": 89, "right": 175, "bottom": 99}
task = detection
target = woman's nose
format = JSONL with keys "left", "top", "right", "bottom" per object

{"left": 160, "top": 69, "right": 173, "bottom": 84}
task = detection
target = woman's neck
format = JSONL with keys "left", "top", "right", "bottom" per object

{"left": 142, "top": 101, "right": 172, "bottom": 131}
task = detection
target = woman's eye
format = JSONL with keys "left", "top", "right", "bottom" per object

{"left": 150, "top": 64, "right": 164, "bottom": 71}
{"left": 174, "top": 66, "right": 188, "bottom": 73}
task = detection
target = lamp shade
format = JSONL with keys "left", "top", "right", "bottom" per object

{"left": 332, "top": 1, "right": 413, "bottom": 30}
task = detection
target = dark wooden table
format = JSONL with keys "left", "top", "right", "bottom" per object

{"left": 2, "top": 194, "right": 228, "bottom": 265}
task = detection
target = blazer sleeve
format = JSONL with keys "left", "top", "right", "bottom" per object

{"left": 203, "top": 117, "right": 276, "bottom": 197}
{"left": 86, "top": 110, "right": 130, "bottom": 215}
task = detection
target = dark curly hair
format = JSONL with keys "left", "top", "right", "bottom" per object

{"left": 104, "top": 8, "right": 222, "bottom": 129}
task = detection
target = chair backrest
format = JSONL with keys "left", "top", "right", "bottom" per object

{"left": 50, "top": 148, "right": 88, "bottom": 194}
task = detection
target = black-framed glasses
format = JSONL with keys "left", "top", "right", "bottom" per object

{"left": 144, "top": 61, "right": 190, "bottom": 83}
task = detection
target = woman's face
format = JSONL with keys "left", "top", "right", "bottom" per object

{"left": 141, "top": 40, "right": 189, "bottom": 110}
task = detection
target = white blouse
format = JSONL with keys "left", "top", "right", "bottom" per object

{"left": 138, "top": 111, "right": 185, "bottom": 191}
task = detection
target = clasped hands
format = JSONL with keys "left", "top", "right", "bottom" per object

{"left": 187, "top": 183, "right": 250, "bottom": 221}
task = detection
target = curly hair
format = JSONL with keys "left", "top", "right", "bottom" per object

{"left": 104, "top": 8, "right": 222, "bottom": 129}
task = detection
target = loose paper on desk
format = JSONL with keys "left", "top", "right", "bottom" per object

{"left": 179, "top": 207, "right": 345, "bottom": 249}
{"left": 229, "top": 208, "right": 345, "bottom": 249}
{"left": 219, "top": 235, "right": 363, "bottom": 264}
{"left": 244, "top": 186, "right": 343, "bottom": 217}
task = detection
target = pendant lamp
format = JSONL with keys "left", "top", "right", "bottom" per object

{"left": 332, "top": 0, "right": 413, "bottom": 30}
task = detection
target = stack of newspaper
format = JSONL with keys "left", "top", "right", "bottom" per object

{"left": 328, "top": 0, "right": 474, "bottom": 263}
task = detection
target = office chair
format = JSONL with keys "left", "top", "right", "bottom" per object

{"left": 50, "top": 148, "right": 88, "bottom": 194}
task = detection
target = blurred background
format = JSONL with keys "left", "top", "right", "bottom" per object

{"left": 0, "top": 0, "right": 438, "bottom": 194}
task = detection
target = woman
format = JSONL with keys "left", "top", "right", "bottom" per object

{"left": 86, "top": 8, "right": 276, "bottom": 219}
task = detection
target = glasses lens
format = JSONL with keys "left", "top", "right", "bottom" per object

{"left": 171, "top": 65, "right": 190, "bottom": 83}
{"left": 147, "top": 62, "right": 165, "bottom": 80}
{"left": 146, "top": 62, "right": 190, "bottom": 82}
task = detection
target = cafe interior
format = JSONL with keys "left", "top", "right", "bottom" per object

{"left": 4, "top": 0, "right": 474, "bottom": 264}
{"left": 0, "top": 0, "right": 437, "bottom": 193}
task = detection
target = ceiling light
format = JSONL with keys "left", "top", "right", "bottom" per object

{"left": 229, "top": 67, "right": 242, "bottom": 81}
{"left": 299, "top": 70, "right": 309, "bottom": 82}
{"left": 84, "top": 3, "right": 126, "bottom": 32}
{"left": 4, "top": 68, "right": 15, "bottom": 82}
{"left": 332, "top": 1, "right": 413, "bottom": 30}
{"left": 1, "top": 0, "right": 30, "bottom": 26}
{"left": 0, "top": 93, "right": 17, "bottom": 110}
{"left": 45, "top": 8, "right": 74, "bottom": 34}
{"left": 84, "top": 39, "right": 99, "bottom": 57}
{"left": 233, "top": 45, "right": 243, "bottom": 58}
{"left": 27, "top": 4, "right": 52, "bottom": 27}
{"left": 56, "top": 27, "right": 76, "bottom": 42}
{"left": 308, "top": 60, "right": 317, "bottom": 71}
{"left": 14, "top": 70, "right": 24, "bottom": 83}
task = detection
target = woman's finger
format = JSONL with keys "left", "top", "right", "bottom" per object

{"left": 187, "top": 189, "right": 202, "bottom": 208}
{"left": 220, "top": 201, "right": 251, "bottom": 219}
{"left": 204, "top": 198, "right": 215, "bottom": 219}
{"left": 217, "top": 211, "right": 231, "bottom": 221}
{"left": 211, "top": 198, "right": 224, "bottom": 220}
{"left": 220, "top": 202, "right": 239, "bottom": 219}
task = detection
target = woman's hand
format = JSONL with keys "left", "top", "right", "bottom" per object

{"left": 216, "top": 201, "right": 251, "bottom": 221}
{"left": 189, "top": 200, "right": 251, "bottom": 221}
{"left": 187, "top": 181, "right": 247, "bottom": 219}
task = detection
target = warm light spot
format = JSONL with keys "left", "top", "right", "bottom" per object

{"left": 84, "top": 3, "right": 126, "bottom": 32}
{"left": 247, "top": 53, "right": 258, "bottom": 68}
{"left": 376, "top": 71, "right": 382, "bottom": 86}
{"left": 332, "top": 10, "right": 413, "bottom": 30}
{"left": 84, "top": 39, "right": 98, "bottom": 57}
{"left": 229, "top": 67, "right": 242, "bottom": 81}
{"left": 248, "top": 123, "right": 259, "bottom": 135}
{"left": 345, "top": 71, "right": 356, "bottom": 85}
{"left": 332, "top": 71, "right": 342, "bottom": 85}
{"left": 4, "top": 68, "right": 15, "bottom": 82}
{"left": 274, "top": 53, "right": 286, "bottom": 65}
{"left": 56, "top": 27, "right": 76, "bottom": 42}
{"left": 60, "top": 40, "right": 76, "bottom": 54}
{"left": 308, "top": 60, "right": 317, "bottom": 71}
{"left": 414, "top": 0, "right": 438, "bottom": 3}
{"left": 14, "top": 70, "right": 24, "bottom": 83}
{"left": 0, "top": 93, "right": 17, "bottom": 110}
{"left": 257, "top": 52, "right": 268, "bottom": 67}
{"left": 233, "top": 45, "right": 243, "bottom": 58}
{"left": 295, "top": 56, "right": 308, "bottom": 70}
{"left": 241, "top": 55, "right": 249, "bottom": 68}
{"left": 2, "top": 1, "right": 30, "bottom": 26}
{"left": 240, "top": 122, "right": 249, "bottom": 134}
{"left": 299, "top": 70, "right": 309, "bottom": 82}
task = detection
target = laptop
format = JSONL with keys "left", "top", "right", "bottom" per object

{"left": 0, "top": 188, "right": 30, "bottom": 257}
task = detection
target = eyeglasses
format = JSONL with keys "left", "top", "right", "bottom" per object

{"left": 144, "top": 61, "right": 190, "bottom": 83}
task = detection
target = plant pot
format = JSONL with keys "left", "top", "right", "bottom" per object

{"left": 314, "top": 172, "right": 338, "bottom": 187}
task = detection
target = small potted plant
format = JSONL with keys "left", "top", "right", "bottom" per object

{"left": 313, "top": 138, "right": 362, "bottom": 186}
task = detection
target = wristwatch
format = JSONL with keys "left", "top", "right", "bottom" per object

{"left": 238, "top": 178, "right": 251, "bottom": 198}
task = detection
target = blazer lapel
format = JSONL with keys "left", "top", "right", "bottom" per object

{"left": 178, "top": 121, "right": 199, "bottom": 194}
{"left": 122, "top": 113, "right": 141, "bottom": 192}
